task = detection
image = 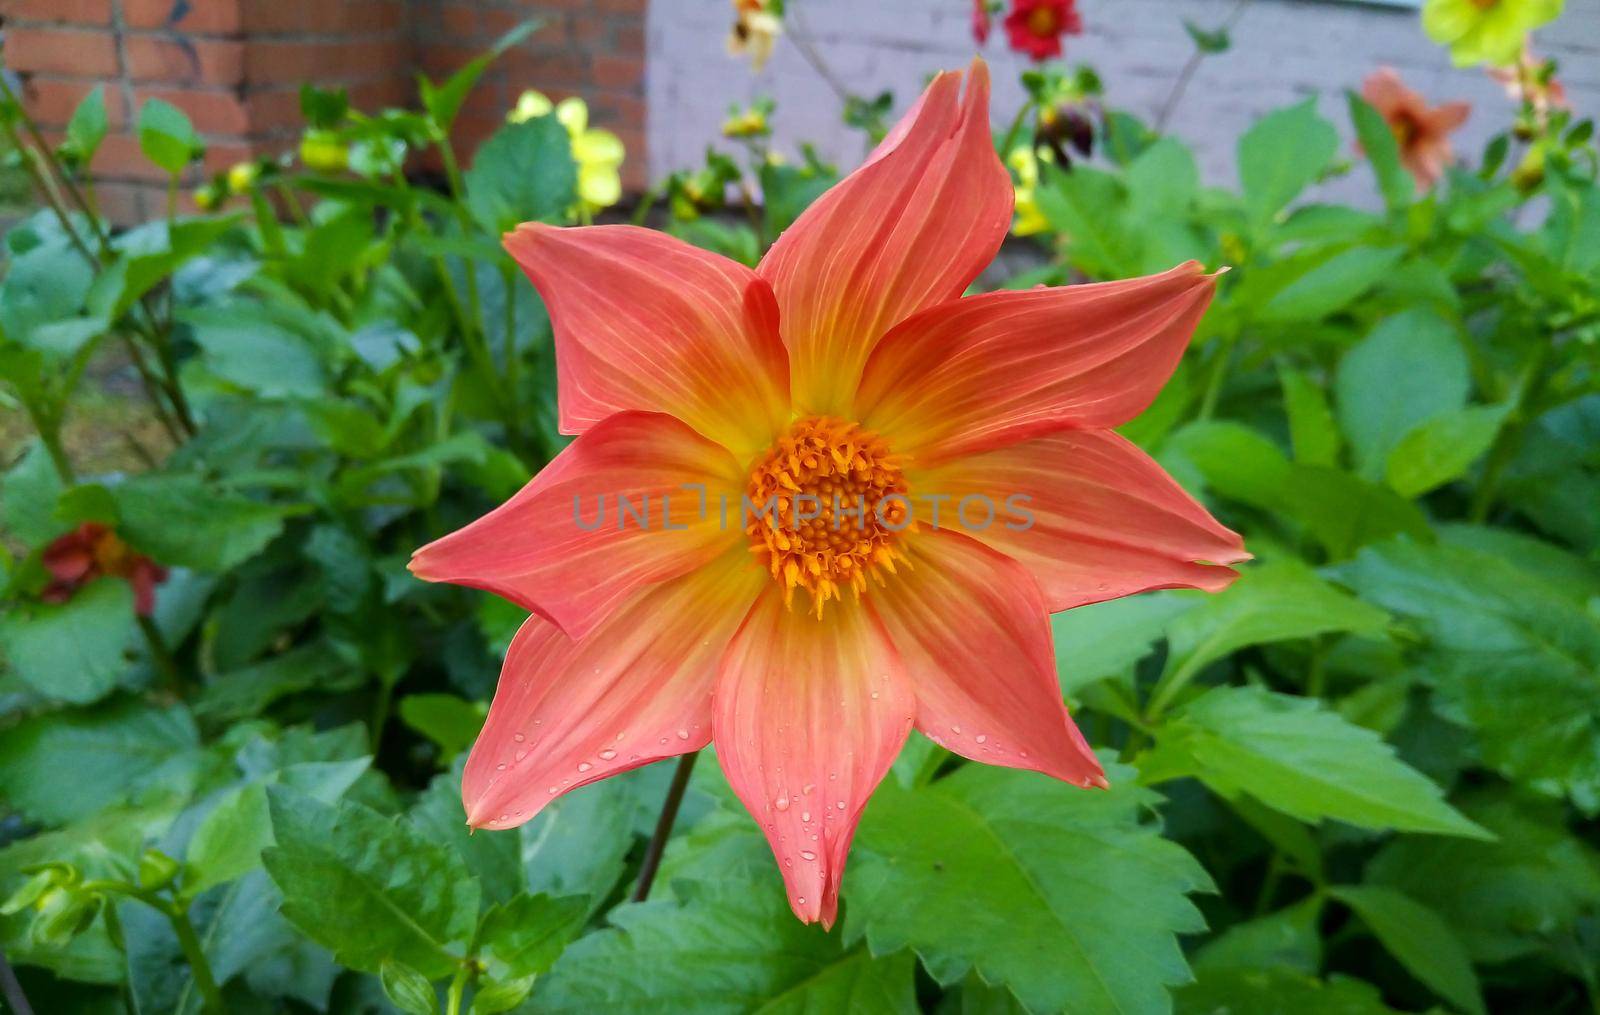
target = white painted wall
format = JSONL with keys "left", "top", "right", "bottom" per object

{"left": 647, "top": 0, "right": 1600, "bottom": 201}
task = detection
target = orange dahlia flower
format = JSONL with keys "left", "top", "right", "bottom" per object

{"left": 1361, "top": 67, "right": 1471, "bottom": 190}
{"left": 411, "top": 61, "right": 1245, "bottom": 926}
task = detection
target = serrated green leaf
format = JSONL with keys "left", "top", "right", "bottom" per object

{"left": 262, "top": 787, "right": 479, "bottom": 978}
{"left": 1333, "top": 540, "right": 1600, "bottom": 811}
{"left": 535, "top": 878, "right": 915, "bottom": 1014}
{"left": 0, "top": 577, "right": 136, "bottom": 704}
{"left": 1329, "top": 885, "right": 1484, "bottom": 1015}
{"left": 1053, "top": 592, "right": 1199, "bottom": 693}
{"left": 477, "top": 893, "right": 587, "bottom": 980}
{"left": 1142, "top": 686, "right": 1486, "bottom": 838}
{"left": 845, "top": 761, "right": 1212, "bottom": 1014}
{"left": 465, "top": 118, "right": 578, "bottom": 234}
{"left": 112, "top": 474, "right": 292, "bottom": 572}
{"left": 1280, "top": 367, "right": 1341, "bottom": 467}
{"left": 1336, "top": 310, "right": 1469, "bottom": 479}
{"left": 1151, "top": 560, "right": 1389, "bottom": 712}
{"left": 1239, "top": 99, "right": 1338, "bottom": 224}
{"left": 1366, "top": 788, "right": 1600, "bottom": 964}
{"left": 0, "top": 700, "right": 199, "bottom": 825}
{"left": 1192, "top": 898, "right": 1323, "bottom": 976}
{"left": 1384, "top": 403, "right": 1510, "bottom": 498}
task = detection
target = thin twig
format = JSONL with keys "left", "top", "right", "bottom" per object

{"left": 632, "top": 751, "right": 700, "bottom": 903}
{"left": 0, "top": 947, "right": 34, "bottom": 1015}
{"left": 784, "top": 6, "right": 853, "bottom": 107}
{"left": 1155, "top": 0, "right": 1253, "bottom": 133}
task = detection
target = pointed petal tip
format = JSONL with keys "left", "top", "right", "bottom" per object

{"left": 1087, "top": 771, "right": 1111, "bottom": 790}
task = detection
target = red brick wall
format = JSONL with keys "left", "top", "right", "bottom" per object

{"left": 1, "top": 0, "right": 647, "bottom": 221}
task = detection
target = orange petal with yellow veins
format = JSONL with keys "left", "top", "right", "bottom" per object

{"left": 854, "top": 261, "right": 1219, "bottom": 464}
{"left": 869, "top": 529, "right": 1105, "bottom": 788}
{"left": 410, "top": 411, "right": 743, "bottom": 640}
{"left": 463, "top": 548, "right": 767, "bottom": 830}
{"left": 505, "top": 223, "right": 791, "bottom": 460}
{"left": 912, "top": 429, "right": 1247, "bottom": 612}
{"left": 714, "top": 589, "right": 915, "bottom": 928}
{"left": 758, "top": 59, "right": 1013, "bottom": 418}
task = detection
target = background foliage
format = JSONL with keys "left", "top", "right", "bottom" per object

{"left": 2, "top": 15, "right": 1599, "bottom": 1015}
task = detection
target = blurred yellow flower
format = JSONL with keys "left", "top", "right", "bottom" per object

{"left": 1008, "top": 145, "right": 1050, "bottom": 237}
{"left": 299, "top": 130, "right": 348, "bottom": 173}
{"left": 226, "top": 161, "right": 259, "bottom": 194}
{"left": 510, "top": 90, "right": 626, "bottom": 215}
{"left": 722, "top": 104, "right": 771, "bottom": 139}
{"left": 1422, "top": 0, "right": 1563, "bottom": 67}
{"left": 727, "top": 0, "right": 782, "bottom": 71}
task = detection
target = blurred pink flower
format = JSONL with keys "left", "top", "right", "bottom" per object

{"left": 1362, "top": 67, "right": 1470, "bottom": 190}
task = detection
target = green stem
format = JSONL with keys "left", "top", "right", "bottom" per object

{"left": 632, "top": 751, "right": 700, "bottom": 903}
{"left": 136, "top": 615, "right": 183, "bottom": 696}
{"left": 370, "top": 678, "right": 393, "bottom": 753}
{"left": 445, "top": 963, "right": 471, "bottom": 1015}
{"left": 1469, "top": 337, "right": 1554, "bottom": 523}
{"left": 997, "top": 100, "right": 1036, "bottom": 158}
{"left": 1197, "top": 332, "right": 1238, "bottom": 420}
{"left": 164, "top": 900, "right": 225, "bottom": 1014}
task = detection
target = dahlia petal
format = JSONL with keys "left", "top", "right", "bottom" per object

{"left": 912, "top": 430, "right": 1248, "bottom": 612}
{"left": 870, "top": 529, "right": 1104, "bottom": 788}
{"left": 504, "top": 223, "right": 790, "bottom": 458}
{"left": 855, "top": 261, "right": 1219, "bottom": 463}
{"left": 463, "top": 549, "right": 768, "bottom": 829}
{"left": 758, "top": 60, "right": 1013, "bottom": 417}
{"left": 410, "top": 411, "right": 743, "bottom": 640}
{"left": 715, "top": 591, "right": 915, "bottom": 927}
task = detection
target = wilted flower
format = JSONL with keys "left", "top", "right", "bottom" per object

{"left": 1422, "top": 0, "right": 1564, "bottom": 67}
{"left": 1488, "top": 42, "right": 1568, "bottom": 125}
{"left": 972, "top": 0, "right": 993, "bottom": 43}
{"left": 1035, "top": 100, "right": 1095, "bottom": 166}
{"left": 727, "top": 0, "right": 782, "bottom": 71}
{"left": 1361, "top": 67, "right": 1470, "bottom": 190}
{"left": 41, "top": 523, "right": 167, "bottom": 616}
{"left": 511, "top": 91, "right": 625, "bottom": 214}
{"left": 412, "top": 60, "right": 1244, "bottom": 926}
{"left": 1004, "top": 0, "right": 1083, "bottom": 62}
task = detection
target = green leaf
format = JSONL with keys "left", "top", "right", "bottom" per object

{"left": 112, "top": 474, "right": 291, "bottom": 572}
{"left": 535, "top": 878, "right": 916, "bottom": 1013}
{"left": 185, "top": 757, "right": 369, "bottom": 894}
{"left": 1192, "top": 899, "right": 1323, "bottom": 977}
{"left": 845, "top": 761, "right": 1212, "bottom": 1013}
{"left": 1, "top": 441, "right": 66, "bottom": 545}
{"left": 465, "top": 117, "right": 579, "bottom": 234}
{"left": 0, "top": 700, "right": 199, "bottom": 825}
{"left": 471, "top": 974, "right": 537, "bottom": 1015}
{"left": 262, "top": 787, "right": 480, "bottom": 978}
{"left": 0, "top": 577, "right": 136, "bottom": 704}
{"left": 0, "top": 238, "right": 94, "bottom": 342}
{"left": 179, "top": 302, "right": 330, "bottom": 399}
{"left": 1333, "top": 540, "right": 1600, "bottom": 811}
{"left": 1367, "top": 787, "right": 1600, "bottom": 964}
{"left": 1177, "top": 968, "right": 1404, "bottom": 1014}
{"left": 380, "top": 959, "right": 440, "bottom": 1015}
{"left": 65, "top": 86, "right": 109, "bottom": 164}
{"left": 1348, "top": 91, "right": 1414, "bottom": 210}
{"left": 1036, "top": 165, "right": 1137, "bottom": 278}
{"left": 1053, "top": 592, "right": 1199, "bottom": 693}
{"left": 1335, "top": 310, "right": 1469, "bottom": 479}
{"left": 195, "top": 641, "right": 358, "bottom": 721}
{"left": 1280, "top": 367, "right": 1341, "bottom": 467}
{"left": 420, "top": 19, "right": 541, "bottom": 130}
{"left": 1142, "top": 686, "right": 1487, "bottom": 838}
{"left": 1384, "top": 403, "right": 1511, "bottom": 498}
{"left": 1152, "top": 559, "right": 1390, "bottom": 711}
{"left": 1328, "top": 885, "right": 1484, "bottom": 1015}
{"left": 204, "top": 869, "right": 341, "bottom": 1008}
{"left": 477, "top": 893, "right": 587, "bottom": 980}
{"left": 399, "top": 693, "right": 487, "bottom": 759}
{"left": 1238, "top": 99, "right": 1338, "bottom": 225}
{"left": 137, "top": 98, "right": 201, "bottom": 175}
{"left": 519, "top": 776, "right": 642, "bottom": 914}
{"left": 1254, "top": 245, "right": 1405, "bottom": 324}
{"left": 408, "top": 768, "right": 525, "bottom": 907}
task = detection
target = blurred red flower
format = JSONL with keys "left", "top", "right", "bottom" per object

{"left": 1003, "top": 0, "right": 1082, "bottom": 62}
{"left": 1361, "top": 67, "right": 1470, "bottom": 190}
{"left": 41, "top": 523, "right": 167, "bottom": 616}
{"left": 972, "top": 0, "right": 992, "bottom": 44}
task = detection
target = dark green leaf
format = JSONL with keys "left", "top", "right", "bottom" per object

{"left": 845, "top": 761, "right": 1211, "bottom": 1013}
{"left": 1384, "top": 403, "right": 1510, "bottom": 498}
{"left": 1143, "top": 686, "right": 1486, "bottom": 838}
{"left": 113, "top": 474, "right": 292, "bottom": 572}
{"left": 1328, "top": 885, "right": 1484, "bottom": 1015}
{"left": 465, "top": 118, "right": 578, "bottom": 234}
{"left": 476, "top": 893, "right": 586, "bottom": 980}
{"left": 262, "top": 787, "right": 480, "bottom": 978}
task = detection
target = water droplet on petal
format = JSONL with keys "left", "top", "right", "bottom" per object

{"left": 676, "top": 728, "right": 690, "bottom": 740}
{"left": 975, "top": 734, "right": 987, "bottom": 744}
{"left": 577, "top": 762, "right": 593, "bottom": 772}
{"left": 495, "top": 763, "right": 506, "bottom": 771}
{"left": 797, "top": 896, "right": 806, "bottom": 905}
{"left": 599, "top": 748, "right": 617, "bottom": 760}
{"left": 951, "top": 725, "right": 962, "bottom": 735}
{"left": 513, "top": 733, "right": 526, "bottom": 743}
{"left": 800, "top": 850, "right": 816, "bottom": 861}
{"left": 835, "top": 800, "right": 846, "bottom": 810}
{"left": 775, "top": 796, "right": 790, "bottom": 812}
{"left": 801, "top": 810, "right": 811, "bottom": 822}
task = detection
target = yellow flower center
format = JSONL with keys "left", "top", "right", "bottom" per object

{"left": 1027, "top": 6, "right": 1059, "bottom": 36}
{"left": 744, "top": 416, "right": 911, "bottom": 617}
